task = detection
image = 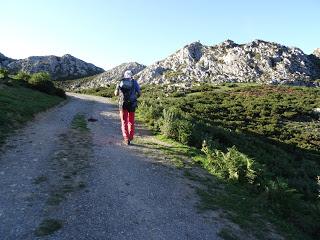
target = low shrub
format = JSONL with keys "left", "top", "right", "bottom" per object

{"left": 27, "top": 72, "right": 66, "bottom": 98}
{"left": 16, "top": 71, "right": 31, "bottom": 82}
{"left": 0, "top": 68, "right": 9, "bottom": 79}
{"left": 160, "top": 107, "right": 181, "bottom": 139}
{"left": 28, "top": 72, "right": 56, "bottom": 94}
{"left": 202, "top": 144, "right": 256, "bottom": 184}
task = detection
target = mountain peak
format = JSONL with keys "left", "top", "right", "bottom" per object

{"left": 219, "top": 39, "right": 238, "bottom": 48}
{"left": 62, "top": 54, "right": 74, "bottom": 58}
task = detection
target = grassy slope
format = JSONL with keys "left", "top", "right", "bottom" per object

{"left": 134, "top": 83, "right": 320, "bottom": 239}
{"left": 0, "top": 84, "right": 64, "bottom": 146}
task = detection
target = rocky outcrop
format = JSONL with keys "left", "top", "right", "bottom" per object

{"left": 0, "top": 53, "right": 15, "bottom": 68}
{"left": 313, "top": 48, "right": 320, "bottom": 58}
{"left": 135, "top": 40, "right": 320, "bottom": 87}
{"left": 61, "top": 62, "right": 146, "bottom": 91}
{"left": 0, "top": 53, "right": 104, "bottom": 80}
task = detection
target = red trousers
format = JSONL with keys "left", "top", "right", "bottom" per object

{"left": 120, "top": 110, "right": 135, "bottom": 141}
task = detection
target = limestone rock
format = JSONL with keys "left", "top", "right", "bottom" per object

{"left": 313, "top": 48, "right": 320, "bottom": 58}
{"left": 61, "top": 62, "right": 146, "bottom": 91}
{"left": 135, "top": 40, "right": 320, "bottom": 87}
{"left": 0, "top": 53, "right": 15, "bottom": 68}
{"left": 0, "top": 52, "right": 104, "bottom": 80}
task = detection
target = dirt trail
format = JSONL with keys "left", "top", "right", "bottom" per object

{"left": 0, "top": 93, "right": 222, "bottom": 240}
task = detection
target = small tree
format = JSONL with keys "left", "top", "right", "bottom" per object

{"left": 28, "top": 72, "right": 55, "bottom": 94}
{"left": 16, "top": 71, "right": 31, "bottom": 82}
{"left": 29, "top": 72, "right": 51, "bottom": 83}
{"left": 0, "top": 68, "right": 9, "bottom": 79}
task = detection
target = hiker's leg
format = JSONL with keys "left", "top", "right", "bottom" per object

{"left": 128, "top": 111, "right": 135, "bottom": 141}
{"left": 120, "top": 109, "right": 129, "bottom": 140}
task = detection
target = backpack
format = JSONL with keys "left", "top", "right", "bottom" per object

{"left": 119, "top": 79, "right": 136, "bottom": 109}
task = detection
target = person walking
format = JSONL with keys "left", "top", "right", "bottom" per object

{"left": 114, "top": 70, "right": 141, "bottom": 145}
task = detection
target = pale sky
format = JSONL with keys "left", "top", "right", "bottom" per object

{"left": 1, "top": 0, "right": 319, "bottom": 70}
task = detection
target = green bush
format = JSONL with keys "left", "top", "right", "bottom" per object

{"left": 138, "top": 100, "right": 163, "bottom": 131}
{"left": 202, "top": 144, "right": 256, "bottom": 184}
{"left": 78, "top": 85, "right": 116, "bottom": 98}
{"left": 0, "top": 68, "right": 9, "bottom": 79}
{"left": 28, "top": 72, "right": 55, "bottom": 94}
{"left": 16, "top": 71, "right": 31, "bottom": 82}
{"left": 177, "top": 119, "right": 193, "bottom": 144}
{"left": 54, "top": 87, "right": 67, "bottom": 98}
{"left": 27, "top": 72, "right": 66, "bottom": 98}
{"left": 160, "top": 108, "right": 181, "bottom": 139}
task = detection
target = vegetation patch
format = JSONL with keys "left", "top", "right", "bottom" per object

{"left": 74, "top": 84, "right": 117, "bottom": 99}
{"left": 35, "top": 218, "right": 63, "bottom": 236}
{"left": 33, "top": 175, "right": 48, "bottom": 184}
{"left": 0, "top": 81, "right": 64, "bottom": 147}
{"left": 71, "top": 113, "right": 89, "bottom": 131}
{"left": 163, "top": 70, "right": 184, "bottom": 79}
{"left": 134, "top": 83, "right": 320, "bottom": 239}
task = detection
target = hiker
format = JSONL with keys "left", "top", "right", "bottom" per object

{"left": 114, "top": 70, "right": 141, "bottom": 145}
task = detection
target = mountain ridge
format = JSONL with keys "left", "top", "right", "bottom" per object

{"left": 2, "top": 39, "right": 320, "bottom": 88}
{"left": 56, "top": 62, "right": 146, "bottom": 91}
{"left": 135, "top": 39, "right": 320, "bottom": 87}
{"left": 0, "top": 53, "right": 104, "bottom": 80}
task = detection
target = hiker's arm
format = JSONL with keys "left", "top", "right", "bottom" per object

{"left": 114, "top": 84, "right": 119, "bottom": 96}
{"left": 135, "top": 81, "right": 141, "bottom": 98}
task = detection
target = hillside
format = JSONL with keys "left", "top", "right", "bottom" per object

{"left": 0, "top": 53, "right": 104, "bottom": 80}
{"left": 58, "top": 62, "right": 146, "bottom": 91}
{"left": 135, "top": 83, "right": 320, "bottom": 238}
{"left": 0, "top": 83, "right": 64, "bottom": 146}
{"left": 135, "top": 40, "right": 320, "bottom": 87}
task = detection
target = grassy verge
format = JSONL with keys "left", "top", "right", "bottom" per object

{"left": 134, "top": 133, "right": 309, "bottom": 239}
{"left": 0, "top": 84, "right": 65, "bottom": 146}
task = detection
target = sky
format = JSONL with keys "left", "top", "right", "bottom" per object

{"left": 1, "top": 0, "right": 319, "bottom": 70}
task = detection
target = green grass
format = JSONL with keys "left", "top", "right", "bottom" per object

{"left": 71, "top": 113, "right": 89, "bottom": 131}
{"left": 0, "top": 84, "right": 64, "bottom": 146}
{"left": 75, "top": 84, "right": 118, "bottom": 100}
{"left": 195, "top": 182, "right": 309, "bottom": 239}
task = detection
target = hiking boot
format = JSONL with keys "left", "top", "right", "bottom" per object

{"left": 123, "top": 140, "right": 130, "bottom": 145}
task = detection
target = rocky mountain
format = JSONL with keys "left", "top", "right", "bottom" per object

{"left": 0, "top": 53, "right": 104, "bottom": 80}
{"left": 135, "top": 40, "right": 320, "bottom": 87}
{"left": 59, "top": 62, "right": 146, "bottom": 91}
{"left": 0, "top": 53, "right": 15, "bottom": 68}
{"left": 313, "top": 48, "right": 320, "bottom": 58}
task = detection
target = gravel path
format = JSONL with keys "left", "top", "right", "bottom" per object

{"left": 0, "top": 93, "right": 222, "bottom": 240}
